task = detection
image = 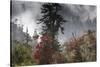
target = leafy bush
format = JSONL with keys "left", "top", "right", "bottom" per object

{"left": 11, "top": 41, "right": 35, "bottom": 66}
{"left": 64, "top": 30, "right": 96, "bottom": 63}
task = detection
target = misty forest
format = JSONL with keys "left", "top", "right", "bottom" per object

{"left": 10, "top": 0, "right": 96, "bottom": 66}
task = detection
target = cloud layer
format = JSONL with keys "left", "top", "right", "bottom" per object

{"left": 11, "top": 1, "right": 96, "bottom": 44}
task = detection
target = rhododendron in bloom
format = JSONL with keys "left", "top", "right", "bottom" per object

{"left": 32, "top": 33, "right": 54, "bottom": 63}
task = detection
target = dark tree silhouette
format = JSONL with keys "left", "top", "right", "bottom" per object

{"left": 35, "top": 3, "right": 66, "bottom": 64}
{"left": 38, "top": 3, "right": 66, "bottom": 37}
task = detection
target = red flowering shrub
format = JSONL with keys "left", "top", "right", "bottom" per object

{"left": 32, "top": 33, "right": 54, "bottom": 64}
{"left": 40, "top": 33, "right": 53, "bottom": 43}
{"left": 33, "top": 49, "right": 40, "bottom": 60}
{"left": 32, "top": 43, "right": 43, "bottom": 60}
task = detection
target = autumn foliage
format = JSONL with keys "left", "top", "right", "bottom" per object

{"left": 32, "top": 33, "right": 55, "bottom": 64}
{"left": 64, "top": 30, "right": 96, "bottom": 62}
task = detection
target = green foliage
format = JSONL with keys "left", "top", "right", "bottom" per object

{"left": 12, "top": 41, "right": 35, "bottom": 66}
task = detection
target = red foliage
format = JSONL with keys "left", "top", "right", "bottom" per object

{"left": 33, "top": 43, "right": 44, "bottom": 60}
{"left": 36, "top": 43, "right": 43, "bottom": 49}
{"left": 32, "top": 33, "right": 53, "bottom": 61}
{"left": 33, "top": 49, "right": 40, "bottom": 60}
{"left": 40, "top": 33, "right": 53, "bottom": 43}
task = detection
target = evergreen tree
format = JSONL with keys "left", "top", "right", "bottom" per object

{"left": 37, "top": 3, "right": 66, "bottom": 37}
{"left": 35, "top": 3, "right": 66, "bottom": 64}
